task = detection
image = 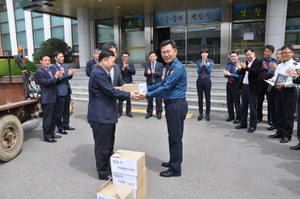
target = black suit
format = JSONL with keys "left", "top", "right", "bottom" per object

{"left": 144, "top": 61, "right": 163, "bottom": 116}
{"left": 293, "top": 77, "right": 300, "bottom": 143}
{"left": 238, "top": 58, "right": 262, "bottom": 128}
{"left": 86, "top": 59, "right": 97, "bottom": 77}
{"left": 88, "top": 65, "right": 131, "bottom": 178}
{"left": 117, "top": 62, "right": 136, "bottom": 114}
{"left": 35, "top": 66, "right": 59, "bottom": 140}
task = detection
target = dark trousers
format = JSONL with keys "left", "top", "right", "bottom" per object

{"left": 240, "top": 85, "right": 258, "bottom": 128}
{"left": 275, "top": 88, "right": 296, "bottom": 138}
{"left": 89, "top": 121, "right": 115, "bottom": 178}
{"left": 267, "top": 87, "right": 277, "bottom": 126}
{"left": 226, "top": 82, "right": 241, "bottom": 120}
{"left": 297, "top": 94, "right": 300, "bottom": 142}
{"left": 42, "top": 102, "right": 58, "bottom": 139}
{"left": 57, "top": 93, "right": 71, "bottom": 130}
{"left": 146, "top": 95, "right": 162, "bottom": 115}
{"left": 165, "top": 99, "right": 188, "bottom": 173}
{"left": 196, "top": 77, "right": 211, "bottom": 116}
{"left": 258, "top": 80, "right": 271, "bottom": 122}
{"left": 118, "top": 99, "right": 131, "bottom": 114}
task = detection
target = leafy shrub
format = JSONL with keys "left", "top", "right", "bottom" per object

{"left": 32, "top": 38, "right": 73, "bottom": 64}
{"left": 0, "top": 58, "right": 37, "bottom": 76}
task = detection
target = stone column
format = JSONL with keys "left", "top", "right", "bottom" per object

{"left": 77, "top": 7, "right": 91, "bottom": 67}
{"left": 220, "top": 3, "right": 232, "bottom": 67}
{"left": 265, "top": 0, "right": 288, "bottom": 52}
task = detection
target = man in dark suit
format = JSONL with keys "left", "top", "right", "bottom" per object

{"left": 144, "top": 51, "right": 163, "bottom": 119}
{"left": 35, "top": 54, "right": 63, "bottom": 143}
{"left": 235, "top": 48, "right": 262, "bottom": 133}
{"left": 86, "top": 49, "right": 100, "bottom": 77}
{"left": 117, "top": 52, "right": 136, "bottom": 118}
{"left": 87, "top": 50, "right": 139, "bottom": 180}
{"left": 51, "top": 51, "right": 76, "bottom": 135}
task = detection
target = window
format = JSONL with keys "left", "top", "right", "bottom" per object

{"left": 32, "top": 13, "right": 44, "bottom": 49}
{"left": 51, "top": 15, "right": 64, "bottom": 41}
{"left": 96, "top": 19, "right": 114, "bottom": 48}
{"left": 72, "top": 19, "right": 78, "bottom": 52}
{"left": 33, "top": 29, "right": 44, "bottom": 48}
{"left": 285, "top": 17, "right": 300, "bottom": 45}
{"left": 232, "top": 21, "right": 266, "bottom": 56}
{"left": 14, "top": 7, "right": 27, "bottom": 56}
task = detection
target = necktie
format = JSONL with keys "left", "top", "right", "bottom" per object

{"left": 151, "top": 62, "right": 155, "bottom": 83}
{"left": 164, "top": 65, "right": 169, "bottom": 80}
{"left": 262, "top": 59, "right": 268, "bottom": 80}
{"left": 228, "top": 64, "right": 234, "bottom": 83}
{"left": 47, "top": 69, "right": 53, "bottom": 77}
{"left": 202, "top": 65, "right": 206, "bottom": 78}
{"left": 108, "top": 72, "right": 112, "bottom": 85}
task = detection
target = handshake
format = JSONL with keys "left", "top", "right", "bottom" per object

{"left": 130, "top": 91, "right": 147, "bottom": 100}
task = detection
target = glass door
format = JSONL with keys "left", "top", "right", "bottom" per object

{"left": 170, "top": 26, "right": 186, "bottom": 63}
{"left": 187, "top": 24, "right": 221, "bottom": 64}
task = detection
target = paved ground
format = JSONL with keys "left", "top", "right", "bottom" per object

{"left": 1, "top": 100, "right": 300, "bottom": 198}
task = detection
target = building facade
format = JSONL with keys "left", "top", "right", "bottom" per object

{"left": 0, "top": 0, "right": 299, "bottom": 67}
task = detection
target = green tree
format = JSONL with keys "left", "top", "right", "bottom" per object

{"left": 32, "top": 38, "right": 73, "bottom": 64}
{"left": 0, "top": 58, "right": 37, "bottom": 76}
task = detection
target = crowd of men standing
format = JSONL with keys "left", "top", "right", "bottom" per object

{"left": 223, "top": 44, "right": 300, "bottom": 150}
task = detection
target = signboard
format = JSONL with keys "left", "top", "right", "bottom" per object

{"left": 124, "top": 16, "right": 144, "bottom": 29}
{"left": 243, "top": 32, "right": 255, "bottom": 40}
{"left": 155, "top": 12, "right": 186, "bottom": 26}
{"left": 233, "top": 4, "right": 266, "bottom": 20}
{"left": 187, "top": 8, "right": 221, "bottom": 23}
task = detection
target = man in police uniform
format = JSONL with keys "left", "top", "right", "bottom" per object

{"left": 140, "top": 40, "right": 188, "bottom": 177}
{"left": 268, "top": 45, "right": 299, "bottom": 143}
{"left": 223, "top": 51, "right": 241, "bottom": 124}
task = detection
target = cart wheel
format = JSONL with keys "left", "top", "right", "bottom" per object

{"left": 0, "top": 115, "right": 24, "bottom": 161}
{"left": 69, "top": 99, "right": 74, "bottom": 115}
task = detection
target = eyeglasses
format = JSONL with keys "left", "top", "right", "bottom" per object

{"left": 280, "top": 51, "right": 292, "bottom": 55}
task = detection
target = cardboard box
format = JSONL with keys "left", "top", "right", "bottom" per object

{"left": 133, "top": 184, "right": 147, "bottom": 199}
{"left": 112, "top": 167, "right": 147, "bottom": 190}
{"left": 122, "top": 83, "right": 147, "bottom": 93}
{"left": 97, "top": 180, "right": 133, "bottom": 199}
{"left": 111, "top": 150, "right": 146, "bottom": 176}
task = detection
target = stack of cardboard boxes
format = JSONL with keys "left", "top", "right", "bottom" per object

{"left": 97, "top": 149, "right": 147, "bottom": 199}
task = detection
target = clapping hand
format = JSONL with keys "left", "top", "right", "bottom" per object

{"left": 286, "top": 69, "right": 297, "bottom": 78}
{"left": 269, "top": 62, "right": 277, "bottom": 72}
{"left": 68, "top": 68, "right": 76, "bottom": 76}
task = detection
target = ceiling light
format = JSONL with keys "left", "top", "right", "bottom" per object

{"left": 98, "top": 0, "right": 102, "bottom": 2}
{"left": 117, "top": 6, "right": 120, "bottom": 8}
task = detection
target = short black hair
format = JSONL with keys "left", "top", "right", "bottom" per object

{"left": 201, "top": 48, "right": 209, "bottom": 54}
{"left": 159, "top": 39, "right": 177, "bottom": 49}
{"left": 149, "top": 51, "right": 157, "bottom": 56}
{"left": 98, "top": 50, "right": 115, "bottom": 62}
{"left": 53, "top": 51, "right": 63, "bottom": 57}
{"left": 264, "top": 45, "right": 275, "bottom": 53}
{"left": 281, "top": 44, "right": 294, "bottom": 52}
{"left": 244, "top": 48, "right": 255, "bottom": 54}
{"left": 121, "top": 52, "right": 130, "bottom": 57}
{"left": 230, "top": 51, "right": 239, "bottom": 56}
{"left": 102, "top": 41, "right": 117, "bottom": 51}
{"left": 40, "top": 54, "right": 50, "bottom": 61}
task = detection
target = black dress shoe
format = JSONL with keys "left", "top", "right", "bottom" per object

{"left": 268, "top": 133, "right": 282, "bottom": 138}
{"left": 64, "top": 126, "right": 75, "bottom": 130}
{"left": 235, "top": 124, "right": 247, "bottom": 129}
{"left": 118, "top": 112, "right": 122, "bottom": 118}
{"left": 157, "top": 115, "right": 161, "bottom": 120}
{"left": 145, "top": 113, "right": 152, "bottom": 119}
{"left": 268, "top": 121, "right": 274, "bottom": 126}
{"left": 226, "top": 118, "right": 234, "bottom": 122}
{"left": 161, "top": 162, "right": 170, "bottom": 167}
{"left": 98, "top": 174, "right": 112, "bottom": 180}
{"left": 126, "top": 112, "right": 133, "bottom": 118}
{"left": 52, "top": 134, "right": 62, "bottom": 139}
{"left": 206, "top": 116, "right": 210, "bottom": 122}
{"left": 290, "top": 144, "right": 300, "bottom": 150}
{"left": 197, "top": 115, "right": 203, "bottom": 121}
{"left": 44, "top": 138, "right": 57, "bottom": 143}
{"left": 159, "top": 170, "right": 181, "bottom": 177}
{"left": 247, "top": 127, "right": 256, "bottom": 133}
{"left": 233, "top": 120, "right": 240, "bottom": 124}
{"left": 58, "top": 129, "right": 68, "bottom": 135}
{"left": 267, "top": 125, "right": 276, "bottom": 130}
{"left": 279, "top": 137, "right": 291, "bottom": 143}
{"left": 257, "top": 119, "right": 262, "bottom": 123}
